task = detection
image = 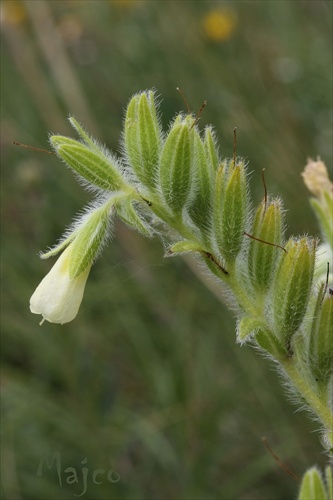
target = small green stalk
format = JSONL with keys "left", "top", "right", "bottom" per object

{"left": 282, "top": 358, "right": 333, "bottom": 445}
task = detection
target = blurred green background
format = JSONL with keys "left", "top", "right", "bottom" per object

{"left": 1, "top": 1, "right": 332, "bottom": 499}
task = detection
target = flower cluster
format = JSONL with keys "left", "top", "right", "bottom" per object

{"left": 30, "top": 90, "right": 332, "bottom": 454}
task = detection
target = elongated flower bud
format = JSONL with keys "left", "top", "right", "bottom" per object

{"left": 272, "top": 237, "right": 316, "bottom": 345}
{"left": 248, "top": 198, "right": 284, "bottom": 290}
{"left": 213, "top": 160, "right": 248, "bottom": 263}
{"left": 187, "top": 129, "right": 213, "bottom": 239}
{"left": 308, "top": 288, "right": 333, "bottom": 384}
{"left": 159, "top": 117, "right": 193, "bottom": 216}
{"left": 51, "top": 136, "right": 125, "bottom": 192}
{"left": 124, "top": 91, "right": 162, "bottom": 189}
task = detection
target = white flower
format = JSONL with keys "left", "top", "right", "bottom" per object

{"left": 30, "top": 244, "right": 91, "bottom": 324}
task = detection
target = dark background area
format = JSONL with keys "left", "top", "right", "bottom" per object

{"left": 1, "top": 1, "right": 332, "bottom": 499}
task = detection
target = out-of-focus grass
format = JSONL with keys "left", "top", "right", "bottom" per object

{"left": 1, "top": 1, "right": 331, "bottom": 499}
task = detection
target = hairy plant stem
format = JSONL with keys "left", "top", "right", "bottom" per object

{"left": 281, "top": 358, "right": 333, "bottom": 447}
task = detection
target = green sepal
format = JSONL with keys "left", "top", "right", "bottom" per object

{"left": 248, "top": 198, "right": 284, "bottom": 290}
{"left": 298, "top": 467, "right": 327, "bottom": 500}
{"left": 69, "top": 205, "right": 111, "bottom": 279}
{"left": 255, "top": 328, "right": 287, "bottom": 360}
{"left": 236, "top": 316, "right": 268, "bottom": 343}
{"left": 166, "top": 240, "right": 206, "bottom": 256}
{"left": 159, "top": 119, "right": 193, "bottom": 215}
{"left": 187, "top": 129, "right": 213, "bottom": 239}
{"left": 309, "top": 293, "right": 333, "bottom": 384}
{"left": 213, "top": 162, "right": 228, "bottom": 246}
{"left": 124, "top": 91, "right": 162, "bottom": 189}
{"left": 201, "top": 253, "right": 229, "bottom": 281}
{"left": 117, "top": 199, "right": 153, "bottom": 237}
{"left": 204, "top": 126, "right": 219, "bottom": 173}
{"left": 68, "top": 116, "right": 101, "bottom": 153}
{"left": 214, "top": 161, "right": 248, "bottom": 263}
{"left": 40, "top": 233, "right": 76, "bottom": 260}
{"left": 51, "top": 136, "right": 125, "bottom": 192}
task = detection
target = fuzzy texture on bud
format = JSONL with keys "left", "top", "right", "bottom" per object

{"left": 159, "top": 118, "right": 193, "bottom": 216}
{"left": 51, "top": 136, "right": 125, "bottom": 192}
{"left": 214, "top": 160, "right": 248, "bottom": 263}
{"left": 187, "top": 129, "right": 213, "bottom": 240}
{"left": 271, "top": 237, "right": 316, "bottom": 345}
{"left": 124, "top": 91, "right": 162, "bottom": 189}
{"left": 248, "top": 198, "right": 284, "bottom": 290}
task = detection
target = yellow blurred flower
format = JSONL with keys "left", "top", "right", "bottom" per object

{"left": 0, "top": 0, "right": 26, "bottom": 26}
{"left": 203, "top": 8, "right": 237, "bottom": 42}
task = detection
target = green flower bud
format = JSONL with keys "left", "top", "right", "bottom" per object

{"left": 124, "top": 90, "right": 162, "bottom": 189}
{"left": 213, "top": 160, "right": 248, "bottom": 263}
{"left": 298, "top": 467, "right": 328, "bottom": 500}
{"left": 248, "top": 198, "right": 284, "bottom": 290}
{"left": 272, "top": 237, "right": 316, "bottom": 345}
{"left": 187, "top": 129, "right": 213, "bottom": 239}
{"left": 309, "top": 289, "right": 333, "bottom": 384}
{"left": 159, "top": 118, "right": 193, "bottom": 216}
{"left": 51, "top": 136, "right": 125, "bottom": 191}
